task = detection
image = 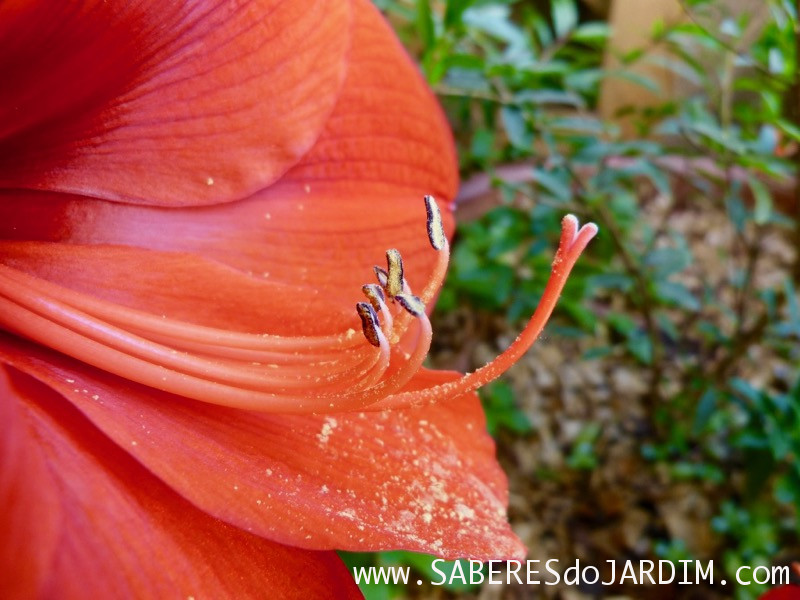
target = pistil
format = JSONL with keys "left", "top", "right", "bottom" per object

{"left": 0, "top": 196, "right": 596, "bottom": 415}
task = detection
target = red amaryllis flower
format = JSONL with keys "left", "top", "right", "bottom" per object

{"left": 0, "top": 0, "right": 597, "bottom": 597}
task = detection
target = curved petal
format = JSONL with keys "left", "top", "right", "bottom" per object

{"left": 0, "top": 0, "right": 350, "bottom": 206}
{"left": 1, "top": 336, "right": 525, "bottom": 561}
{"left": 0, "top": 241, "right": 352, "bottom": 335}
{"left": 0, "top": 367, "right": 61, "bottom": 600}
{"left": 1, "top": 363, "right": 361, "bottom": 599}
{"left": 0, "top": 0, "right": 456, "bottom": 288}
{"left": 0, "top": 1, "right": 459, "bottom": 404}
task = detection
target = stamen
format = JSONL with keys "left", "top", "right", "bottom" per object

{"left": 0, "top": 193, "right": 596, "bottom": 416}
{"left": 0, "top": 263, "right": 365, "bottom": 354}
{"left": 0, "top": 293, "right": 379, "bottom": 413}
{"left": 424, "top": 195, "right": 446, "bottom": 251}
{"left": 375, "top": 196, "right": 451, "bottom": 345}
{"left": 367, "top": 215, "right": 599, "bottom": 410}
{"left": 355, "top": 302, "right": 381, "bottom": 347}
{"left": 395, "top": 293, "right": 425, "bottom": 317}
{"left": 385, "top": 249, "right": 404, "bottom": 298}
{"left": 323, "top": 303, "right": 433, "bottom": 403}
{"left": 362, "top": 283, "right": 393, "bottom": 337}
{"left": 361, "top": 284, "right": 385, "bottom": 312}
{"left": 373, "top": 266, "right": 389, "bottom": 289}
{"left": 346, "top": 327, "right": 391, "bottom": 392}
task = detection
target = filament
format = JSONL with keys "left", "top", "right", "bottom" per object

{"left": 0, "top": 195, "right": 597, "bottom": 415}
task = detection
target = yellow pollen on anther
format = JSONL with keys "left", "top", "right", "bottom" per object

{"left": 361, "top": 284, "right": 385, "bottom": 312}
{"left": 385, "top": 249, "right": 403, "bottom": 298}
{"left": 355, "top": 302, "right": 381, "bottom": 347}
{"left": 424, "top": 195, "right": 446, "bottom": 250}
{"left": 395, "top": 293, "right": 425, "bottom": 317}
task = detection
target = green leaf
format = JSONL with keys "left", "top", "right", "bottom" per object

{"left": 564, "top": 67, "right": 606, "bottom": 92}
{"left": 531, "top": 167, "right": 571, "bottom": 202}
{"left": 394, "top": 553, "right": 482, "bottom": 592}
{"left": 567, "top": 423, "right": 602, "bottom": 470}
{"left": 571, "top": 21, "right": 611, "bottom": 42}
{"left": 444, "top": 0, "right": 472, "bottom": 29}
{"left": 443, "top": 67, "right": 490, "bottom": 91}
{"left": 338, "top": 552, "right": 401, "bottom": 600}
{"left": 768, "top": 47, "right": 785, "bottom": 74}
{"left": 693, "top": 388, "right": 718, "bottom": 434}
{"left": 607, "top": 69, "right": 661, "bottom": 94}
{"left": 776, "top": 118, "right": 800, "bottom": 142}
{"left": 643, "top": 247, "right": 692, "bottom": 277}
{"left": 548, "top": 115, "right": 606, "bottom": 135}
{"left": 500, "top": 106, "right": 532, "bottom": 149}
{"left": 470, "top": 128, "right": 494, "bottom": 161}
{"left": 442, "top": 53, "right": 484, "bottom": 71}
{"left": 415, "top": 0, "right": 435, "bottom": 52}
{"left": 747, "top": 175, "right": 773, "bottom": 225}
{"left": 690, "top": 121, "right": 747, "bottom": 155}
{"left": 481, "top": 381, "right": 532, "bottom": 435}
{"left": 627, "top": 331, "right": 653, "bottom": 364}
{"left": 514, "top": 89, "right": 585, "bottom": 108}
{"left": 726, "top": 187, "right": 747, "bottom": 233}
{"left": 586, "top": 273, "right": 635, "bottom": 292}
{"left": 453, "top": 262, "right": 515, "bottom": 308}
{"left": 551, "top": 0, "right": 578, "bottom": 38}
{"left": 463, "top": 5, "right": 525, "bottom": 46}
{"left": 655, "top": 280, "right": 701, "bottom": 311}
{"left": 607, "top": 311, "right": 637, "bottom": 336}
{"left": 784, "top": 279, "right": 800, "bottom": 327}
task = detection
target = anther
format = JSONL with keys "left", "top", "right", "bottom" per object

{"left": 385, "top": 249, "right": 404, "bottom": 298}
{"left": 423, "top": 195, "right": 446, "bottom": 251}
{"left": 355, "top": 302, "right": 381, "bottom": 347}
{"left": 361, "top": 284, "right": 385, "bottom": 312}
{"left": 395, "top": 293, "right": 425, "bottom": 317}
{"left": 373, "top": 266, "right": 389, "bottom": 289}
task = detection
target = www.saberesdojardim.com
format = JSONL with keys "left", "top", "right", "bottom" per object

{"left": 352, "top": 559, "right": 790, "bottom": 588}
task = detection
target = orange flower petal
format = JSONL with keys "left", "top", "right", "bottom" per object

{"left": 1, "top": 363, "right": 361, "bottom": 599}
{"left": 2, "top": 338, "right": 525, "bottom": 561}
{"left": 0, "top": 0, "right": 350, "bottom": 206}
{"left": 0, "top": 0, "right": 457, "bottom": 330}
{"left": 0, "top": 1, "right": 460, "bottom": 412}
{"left": 0, "top": 367, "right": 61, "bottom": 599}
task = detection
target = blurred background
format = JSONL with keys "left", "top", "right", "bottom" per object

{"left": 345, "top": 1, "right": 800, "bottom": 598}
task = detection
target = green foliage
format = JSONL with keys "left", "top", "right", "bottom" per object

{"left": 480, "top": 380, "right": 532, "bottom": 435}
{"left": 566, "top": 422, "right": 602, "bottom": 470}
{"left": 374, "top": 0, "right": 800, "bottom": 597}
